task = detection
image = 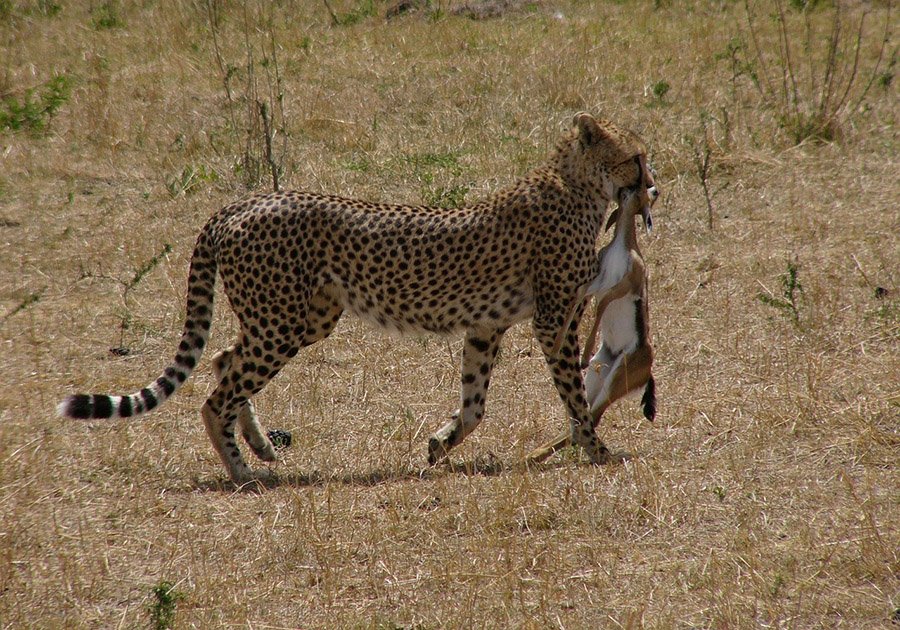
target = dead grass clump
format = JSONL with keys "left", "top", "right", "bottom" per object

{"left": 450, "top": 0, "right": 541, "bottom": 20}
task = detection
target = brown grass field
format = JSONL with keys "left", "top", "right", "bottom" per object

{"left": 1, "top": 0, "right": 897, "bottom": 627}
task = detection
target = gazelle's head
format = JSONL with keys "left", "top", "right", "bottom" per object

{"left": 606, "top": 153, "right": 659, "bottom": 232}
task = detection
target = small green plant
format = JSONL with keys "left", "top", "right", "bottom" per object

{"left": 651, "top": 79, "right": 670, "bottom": 102}
{"left": 126, "top": 244, "right": 173, "bottom": 295}
{"left": 373, "top": 620, "right": 427, "bottom": 630}
{"left": 92, "top": 0, "right": 123, "bottom": 29}
{"left": 37, "top": 0, "right": 62, "bottom": 17}
{"left": 0, "top": 73, "right": 73, "bottom": 134}
{"left": 104, "top": 243, "right": 173, "bottom": 345}
{"left": 324, "top": 0, "right": 376, "bottom": 26}
{"left": 340, "top": 155, "right": 372, "bottom": 173}
{"left": 422, "top": 184, "right": 469, "bottom": 208}
{"left": 788, "top": 0, "right": 824, "bottom": 10}
{"left": 770, "top": 572, "right": 786, "bottom": 597}
{"left": 866, "top": 295, "right": 899, "bottom": 337}
{"left": 686, "top": 113, "right": 721, "bottom": 230}
{"left": 1, "top": 289, "right": 45, "bottom": 325}
{"left": 166, "top": 164, "right": 219, "bottom": 198}
{"left": 209, "top": 2, "right": 290, "bottom": 191}
{"left": 402, "top": 151, "right": 463, "bottom": 174}
{"left": 12, "top": 0, "right": 63, "bottom": 17}
{"left": 712, "top": 485, "right": 727, "bottom": 502}
{"left": 147, "top": 580, "right": 184, "bottom": 630}
{"left": 715, "top": 37, "right": 760, "bottom": 103}
{"left": 400, "top": 151, "right": 463, "bottom": 182}
{"left": 876, "top": 49, "right": 896, "bottom": 89}
{"left": 757, "top": 257, "right": 804, "bottom": 325}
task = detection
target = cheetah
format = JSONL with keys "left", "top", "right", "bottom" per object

{"left": 58, "top": 112, "right": 658, "bottom": 484}
{"left": 527, "top": 172, "right": 658, "bottom": 464}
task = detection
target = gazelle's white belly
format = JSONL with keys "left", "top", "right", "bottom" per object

{"left": 585, "top": 292, "right": 642, "bottom": 410}
{"left": 599, "top": 293, "right": 640, "bottom": 355}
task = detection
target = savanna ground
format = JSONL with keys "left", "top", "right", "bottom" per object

{"left": 1, "top": 0, "right": 897, "bottom": 627}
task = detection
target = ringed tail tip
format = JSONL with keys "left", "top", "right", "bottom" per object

{"left": 58, "top": 394, "right": 113, "bottom": 419}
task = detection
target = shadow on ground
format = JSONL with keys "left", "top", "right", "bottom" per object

{"left": 188, "top": 448, "right": 636, "bottom": 493}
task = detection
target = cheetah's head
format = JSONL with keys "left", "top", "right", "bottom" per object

{"left": 560, "top": 112, "right": 659, "bottom": 222}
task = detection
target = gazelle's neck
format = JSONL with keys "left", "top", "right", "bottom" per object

{"left": 613, "top": 209, "right": 640, "bottom": 254}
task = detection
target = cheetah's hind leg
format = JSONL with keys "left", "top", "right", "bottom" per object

{"left": 211, "top": 345, "right": 281, "bottom": 462}
{"left": 428, "top": 326, "right": 506, "bottom": 466}
{"left": 202, "top": 332, "right": 300, "bottom": 484}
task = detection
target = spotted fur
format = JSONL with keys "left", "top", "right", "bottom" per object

{"left": 58, "top": 112, "right": 655, "bottom": 483}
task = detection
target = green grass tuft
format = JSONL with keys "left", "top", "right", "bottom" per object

{"left": 147, "top": 581, "right": 184, "bottom": 630}
{"left": 0, "top": 73, "right": 73, "bottom": 134}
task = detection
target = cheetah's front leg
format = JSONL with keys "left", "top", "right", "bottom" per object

{"left": 428, "top": 326, "right": 506, "bottom": 465}
{"left": 533, "top": 312, "right": 612, "bottom": 465}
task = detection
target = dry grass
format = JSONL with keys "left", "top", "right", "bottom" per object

{"left": 1, "top": 0, "right": 897, "bottom": 627}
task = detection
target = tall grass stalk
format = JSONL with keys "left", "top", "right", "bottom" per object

{"left": 743, "top": 0, "right": 892, "bottom": 143}
{"left": 207, "top": 0, "right": 290, "bottom": 191}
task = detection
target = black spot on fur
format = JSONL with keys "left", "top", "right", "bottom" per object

{"left": 469, "top": 337, "right": 490, "bottom": 353}
{"left": 64, "top": 395, "right": 94, "bottom": 419}
{"left": 91, "top": 395, "right": 114, "bottom": 418}
{"left": 118, "top": 396, "right": 133, "bottom": 418}
{"left": 140, "top": 388, "right": 158, "bottom": 412}
{"left": 156, "top": 377, "right": 176, "bottom": 396}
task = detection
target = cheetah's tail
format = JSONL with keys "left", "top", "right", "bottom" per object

{"left": 57, "top": 229, "right": 217, "bottom": 421}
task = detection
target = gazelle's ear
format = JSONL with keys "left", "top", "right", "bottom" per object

{"left": 605, "top": 207, "right": 620, "bottom": 231}
{"left": 573, "top": 112, "right": 613, "bottom": 147}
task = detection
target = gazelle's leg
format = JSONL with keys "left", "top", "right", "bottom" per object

{"left": 551, "top": 292, "right": 585, "bottom": 357}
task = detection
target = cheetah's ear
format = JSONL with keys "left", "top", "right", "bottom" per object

{"left": 573, "top": 112, "right": 613, "bottom": 148}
